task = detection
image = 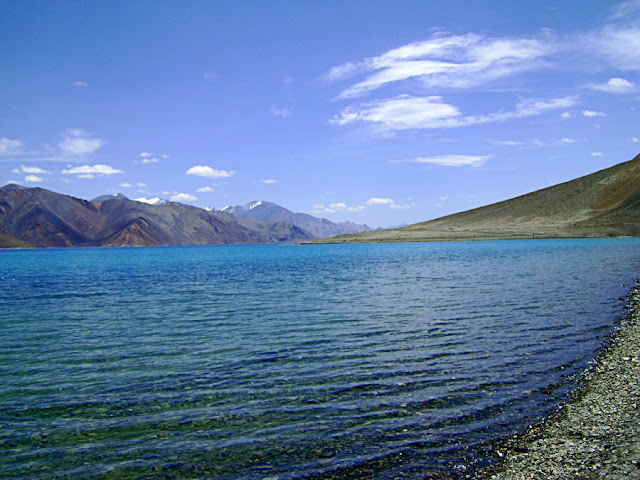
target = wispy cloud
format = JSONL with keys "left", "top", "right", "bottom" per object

{"left": 62, "top": 164, "right": 123, "bottom": 177}
{"left": 196, "top": 186, "right": 214, "bottom": 192}
{"left": 0, "top": 138, "right": 24, "bottom": 156}
{"left": 187, "top": 165, "right": 235, "bottom": 178}
{"left": 329, "top": 33, "right": 553, "bottom": 99}
{"left": 59, "top": 129, "right": 104, "bottom": 157}
{"left": 72, "top": 81, "right": 88, "bottom": 87}
{"left": 492, "top": 140, "right": 526, "bottom": 146}
{"left": 582, "top": 109, "right": 606, "bottom": 117}
{"left": 255, "top": 179, "right": 277, "bottom": 184}
{"left": 135, "top": 152, "right": 166, "bottom": 164}
{"left": 269, "top": 105, "right": 293, "bottom": 118}
{"left": 589, "top": 77, "right": 635, "bottom": 93}
{"left": 561, "top": 138, "right": 576, "bottom": 143}
{"left": 366, "top": 197, "right": 394, "bottom": 206}
{"left": 609, "top": 0, "right": 640, "bottom": 20}
{"left": 392, "top": 154, "right": 492, "bottom": 167}
{"left": 366, "top": 197, "right": 415, "bottom": 210}
{"left": 589, "top": 24, "right": 640, "bottom": 72}
{"left": 592, "top": 152, "right": 604, "bottom": 156}
{"left": 631, "top": 136, "right": 640, "bottom": 143}
{"left": 332, "top": 95, "right": 577, "bottom": 130}
{"left": 13, "top": 164, "right": 50, "bottom": 174}
{"left": 24, "top": 175, "right": 44, "bottom": 183}
{"left": 312, "top": 202, "right": 366, "bottom": 214}
{"left": 170, "top": 193, "right": 197, "bottom": 202}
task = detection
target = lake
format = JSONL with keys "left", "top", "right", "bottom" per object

{"left": 1, "top": 239, "right": 639, "bottom": 479}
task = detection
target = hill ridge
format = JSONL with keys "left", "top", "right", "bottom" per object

{"left": 0, "top": 186, "right": 315, "bottom": 248}
{"left": 223, "top": 200, "right": 371, "bottom": 238}
{"left": 308, "top": 153, "right": 640, "bottom": 244}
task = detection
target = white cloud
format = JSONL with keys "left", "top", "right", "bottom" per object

{"left": 135, "top": 152, "right": 164, "bottom": 164}
{"left": 186, "top": 165, "right": 235, "bottom": 178}
{"left": 590, "top": 24, "right": 640, "bottom": 72}
{"left": 493, "top": 140, "right": 525, "bottom": 146}
{"left": 393, "top": 154, "right": 492, "bottom": 167}
{"left": 609, "top": 0, "right": 640, "bottom": 20}
{"left": 62, "top": 164, "right": 123, "bottom": 175}
{"left": 312, "top": 202, "right": 366, "bottom": 214}
{"left": 270, "top": 105, "right": 293, "bottom": 118}
{"left": 58, "top": 129, "right": 104, "bottom": 157}
{"left": 120, "top": 182, "right": 133, "bottom": 188}
{"left": 333, "top": 94, "right": 577, "bottom": 130}
{"left": 592, "top": 152, "right": 604, "bottom": 156}
{"left": 561, "top": 112, "right": 571, "bottom": 119}
{"left": 0, "top": 138, "right": 24, "bottom": 156}
{"left": 366, "top": 197, "right": 394, "bottom": 206}
{"left": 72, "top": 81, "right": 88, "bottom": 87}
{"left": 333, "top": 95, "right": 459, "bottom": 129}
{"left": 24, "top": 175, "right": 44, "bottom": 183}
{"left": 136, "top": 182, "right": 146, "bottom": 187}
{"left": 170, "top": 193, "right": 198, "bottom": 202}
{"left": 631, "top": 137, "right": 640, "bottom": 143}
{"left": 13, "top": 164, "right": 50, "bottom": 174}
{"left": 258, "top": 179, "right": 277, "bottom": 184}
{"left": 561, "top": 138, "right": 576, "bottom": 143}
{"left": 591, "top": 77, "right": 635, "bottom": 93}
{"left": 329, "top": 33, "right": 552, "bottom": 99}
{"left": 196, "top": 186, "right": 214, "bottom": 192}
{"left": 326, "top": 62, "right": 362, "bottom": 82}
{"left": 390, "top": 203, "right": 414, "bottom": 210}
{"left": 582, "top": 109, "right": 606, "bottom": 117}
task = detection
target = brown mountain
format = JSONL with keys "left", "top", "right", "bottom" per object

{"left": 308, "top": 153, "right": 640, "bottom": 244}
{"left": 0, "top": 184, "right": 314, "bottom": 248}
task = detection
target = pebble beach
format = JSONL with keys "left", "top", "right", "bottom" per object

{"left": 480, "top": 282, "right": 640, "bottom": 479}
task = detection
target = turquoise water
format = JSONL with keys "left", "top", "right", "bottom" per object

{"left": 1, "top": 239, "right": 640, "bottom": 479}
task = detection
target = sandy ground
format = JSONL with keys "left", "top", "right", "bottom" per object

{"left": 477, "top": 283, "right": 640, "bottom": 479}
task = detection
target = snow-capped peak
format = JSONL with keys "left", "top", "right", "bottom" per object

{"left": 134, "top": 197, "right": 169, "bottom": 206}
{"left": 245, "top": 201, "right": 262, "bottom": 211}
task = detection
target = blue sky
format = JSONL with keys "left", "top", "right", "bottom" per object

{"left": 1, "top": 1, "right": 639, "bottom": 228}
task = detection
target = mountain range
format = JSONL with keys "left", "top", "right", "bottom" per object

{"left": 221, "top": 201, "right": 371, "bottom": 238}
{"left": 0, "top": 185, "right": 315, "bottom": 248}
{"left": 307, "top": 153, "right": 640, "bottom": 244}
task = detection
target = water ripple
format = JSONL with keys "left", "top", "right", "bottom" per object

{"left": 1, "top": 239, "right": 639, "bottom": 479}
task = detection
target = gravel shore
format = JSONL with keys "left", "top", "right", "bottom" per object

{"left": 479, "top": 283, "right": 640, "bottom": 479}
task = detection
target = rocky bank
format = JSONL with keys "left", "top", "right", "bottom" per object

{"left": 480, "top": 282, "right": 640, "bottom": 479}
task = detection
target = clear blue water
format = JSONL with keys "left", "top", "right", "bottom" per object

{"left": 1, "top": 239, "right": 639, "bottom": 479}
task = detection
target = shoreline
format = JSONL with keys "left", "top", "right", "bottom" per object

{"left": 476, "top": 281, "right": 640, "bottom": 479}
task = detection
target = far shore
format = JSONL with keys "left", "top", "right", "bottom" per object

{"left": 300, "top": 231, "right": 633, "bottom": 245}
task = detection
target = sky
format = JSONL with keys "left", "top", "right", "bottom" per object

{"left": 1, "top": 1, "right": 639, "bottom": 228}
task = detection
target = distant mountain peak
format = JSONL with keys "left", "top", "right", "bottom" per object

{"left": 134, "top": 197, "right": 170, "bottom": 206}
{"left": 0, "top": 186, "right": 314, "bottom": 248}
{"left": 223, "top": 200, "right": 371, "bottom": 238}
{"left": 91, "top": 193, "right": 129, "bottom": 202}
{"left": 245, "top": 200, "right": 263, "bottom": 211}
{"left": 1, "top": 183, "right": 29, "bottom": 191}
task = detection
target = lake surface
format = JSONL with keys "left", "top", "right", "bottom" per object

{"left": 1, "top": 239, "right": 640, "bottom": 479}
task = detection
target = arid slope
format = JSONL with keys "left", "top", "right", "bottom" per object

{"left": 309, "top": 153, "right": 640, "bottom": 244}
